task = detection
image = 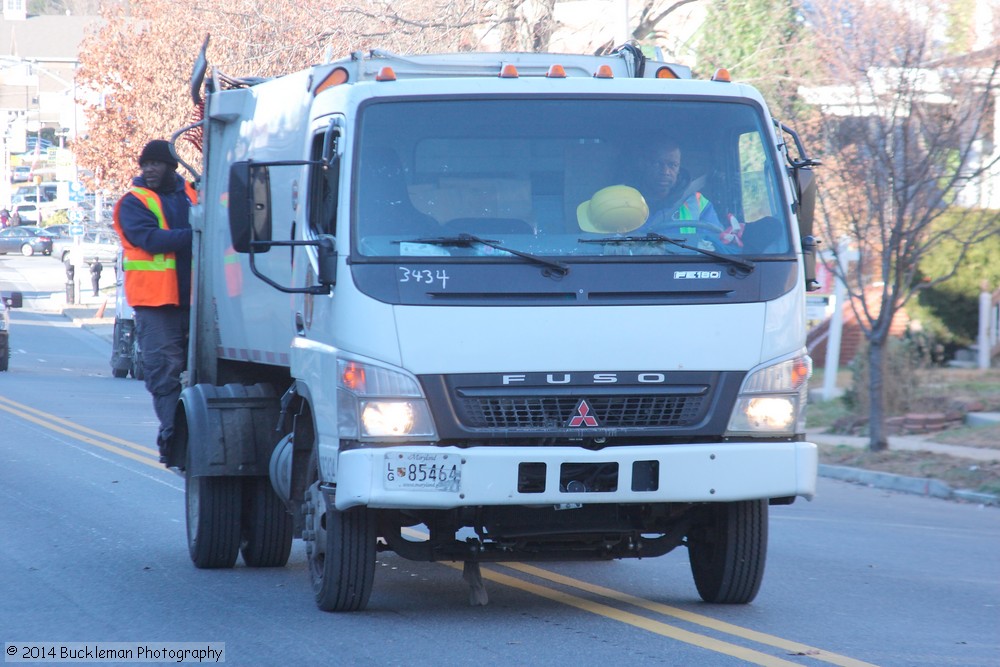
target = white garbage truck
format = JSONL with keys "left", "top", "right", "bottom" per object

{"left": 168, "top": 41, "right": 821, "bottom": 611}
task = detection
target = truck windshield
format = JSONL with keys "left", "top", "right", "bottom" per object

{"left": 354, "top": 98, "right": 791, "bottom": 260}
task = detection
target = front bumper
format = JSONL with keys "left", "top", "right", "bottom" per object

{"left": 333, "top": 441, "right": 817, "bottom": 510}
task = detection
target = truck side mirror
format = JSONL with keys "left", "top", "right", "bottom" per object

{"left": 228, "top": 161, "right": 272, "bottom": 253}
{"left": 801, "top": 235, "right": 821, "bottom": 292}
{"left": 795, "top": 167, "right": 817, "bottom": 240}
{"left": 317, "top": 235, "right": 337, "bottom": 288}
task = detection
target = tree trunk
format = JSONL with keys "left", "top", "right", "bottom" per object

{"left": 866, "top": 337, "right": 889, "bottom": 452}
{"left": 530, "top": 0, "right": 557, "bottom": 52}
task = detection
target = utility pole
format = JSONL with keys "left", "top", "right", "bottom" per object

{"left": 618, "top": 1, "right": 631, "bottom": 45}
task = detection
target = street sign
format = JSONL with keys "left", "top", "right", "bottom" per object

{"left": 69, "top": 209, "right": 84, "bottom": 223}
{"left": 70, "top": 225, "right": 84, "bottom": 236}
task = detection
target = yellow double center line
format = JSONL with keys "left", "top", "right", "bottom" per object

{"left": 425, "top": 552, "right": 875, "bottom": 665}
{"left": 2, "top": 395, "right": 874, "bottom": 666}
{"left": 0, "top": 395, "right": 162, "bottom": 468}
{"left": 502, "top": 562, "right": 874, "bottom": 666}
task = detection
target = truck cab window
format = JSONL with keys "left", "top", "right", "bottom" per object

{"left": 308, "top": 134, "right": 339, "bottom": 236}
{"left": 353, "top": 99, "right": 792, "bottom": 260}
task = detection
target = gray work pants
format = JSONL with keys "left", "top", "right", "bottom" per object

{"left": 133, "top": 306, "right": 190, "bottom": 450}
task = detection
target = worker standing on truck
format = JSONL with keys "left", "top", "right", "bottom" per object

{"left": 112, "top": 139, "right": 196, "bottom": 462}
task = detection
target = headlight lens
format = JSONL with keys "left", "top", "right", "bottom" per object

{"left": 727, "top": 355, "right": 811, "bottom": 435}
{"left": 337, "top": 358, "right": 437, "bottom": 441}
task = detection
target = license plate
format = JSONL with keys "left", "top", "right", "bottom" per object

{"left": 384, "top": 452, "right": 461, "bottom": 492}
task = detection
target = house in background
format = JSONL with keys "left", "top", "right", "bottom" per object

{"left": 0, "top": 3, "right": 101, "bottom": 206}
{"left": 799, "top": 43, "right": 1000, "bottom": 369}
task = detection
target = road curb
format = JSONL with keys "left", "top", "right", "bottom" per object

{"left": 819, "top": 464, "right": 999, "bottom": 506}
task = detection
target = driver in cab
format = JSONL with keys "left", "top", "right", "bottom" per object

{"left": 636, "top": 134, "right": 719, "bottom": 228}
{"left": 635, "top": 134, "right": 749, "bottom": 250}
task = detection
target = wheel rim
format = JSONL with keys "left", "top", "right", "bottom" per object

{"left": 21, "top": 244, "right": 34, "bottom": 257}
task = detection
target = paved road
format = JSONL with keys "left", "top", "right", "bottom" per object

{"left": 3, "top": 253, "right": 999, "bottom": 666}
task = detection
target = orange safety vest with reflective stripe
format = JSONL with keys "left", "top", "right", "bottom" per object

{"left": 112, "top": 183, "right": 197, "bottom": 307}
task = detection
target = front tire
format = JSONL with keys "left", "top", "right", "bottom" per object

{"left": 687, "top": 500, "right": 768, "bottom": 604}
{"left": 304, "top": 481, "right": 376, "bottom": 611}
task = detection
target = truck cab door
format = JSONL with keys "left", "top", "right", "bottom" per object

{"left": 295, "top": 117, "right": 345, "bottom": 335}
{"left": 227, "top": 117, "right": 341, "bottom": 298}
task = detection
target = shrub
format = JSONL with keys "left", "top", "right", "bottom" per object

{"left": 917, "top": 209, "right": 1000, "bottom": 347}
{"left": 843, "top": 337, "right": 924, "bottom": 418}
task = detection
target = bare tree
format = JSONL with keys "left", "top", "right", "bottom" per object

{"left": 632, "top": 0, "right": 701, "bottom": 43}
{"left": 73, "top": 0, "right": 491, "bottom": 192}
{"left": 802, "top": 0, "right": 1000, "bottom": 450}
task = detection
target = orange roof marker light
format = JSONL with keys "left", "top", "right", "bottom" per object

{"left": 546, "top": 64, "right": 567, "bottom": 78}
{"left": 711, "top": 68, "right": 732, "bottom": 83}
{"left": 655, "top": 66, "right": 680, "bottom": 79}
{"left": 499, "top": 64, "right": 519, "bottom": 78}
{"left": 376, "top": 66, "right": 397, "bottom": 82}
{"left": 314, "top": 67, "right": 349, "bottom": 95}
{"left": 594, "top": 65, "right": 614, "bottom": 79}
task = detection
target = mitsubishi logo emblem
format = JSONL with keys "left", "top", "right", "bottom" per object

{"left": 567, "top": 399, "right": 599, "bottom": 427}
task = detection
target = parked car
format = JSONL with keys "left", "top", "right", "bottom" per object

{"left": 0, "top": 226, "right": 53, "bottom": 256}
{"left": 41, "top": 224, "right": 70, "bottom": 238}
{"left": 0, "top": 291, "right": 24, "bottom": 372}
{"left": 53, "top": 229, "right": 120, "bottom": 265}
{"left": 11, "top": 165, "right": 31, "bottom": 183}
{"left": 12, "top": 192, "right": 48, "bottom": 206}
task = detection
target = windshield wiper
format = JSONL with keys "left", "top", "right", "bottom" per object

{"left": 579, "top": 232, "right": 755, "bottom": 272}
{"left": 402, "top": 234, "right": 570, "bottom": 276}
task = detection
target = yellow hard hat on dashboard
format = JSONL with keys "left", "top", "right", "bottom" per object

{"left": 577, "top": 185, "right": 649, "bottom": 233}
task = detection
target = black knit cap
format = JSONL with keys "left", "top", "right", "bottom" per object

{"left": 138, "top": 139, "right": 178, "bottom": 169}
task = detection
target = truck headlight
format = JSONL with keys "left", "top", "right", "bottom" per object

{"left": 726, "top": 355, "right": 811, "bottom": 436}
{"left": 337, "top": 358, "right": 437, "bottom": 441}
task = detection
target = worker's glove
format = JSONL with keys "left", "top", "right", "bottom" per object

{"left": 719, "top": 213, "right": 744, "bottom": 247}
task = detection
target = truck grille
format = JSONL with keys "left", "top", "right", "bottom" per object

{"left": 460, "top": 395, "right": 704, "bottom": 429}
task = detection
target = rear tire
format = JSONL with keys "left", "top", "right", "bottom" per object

{"left": 20, "top": 244, "right": 34, "bottom": 257}
{"left": 240, "top": 476, "right": 293, "bottom": 567}
{"left": 688, "top": 500, "right": 768, "bottom": 604}
{"left": 304, "top": 481, "right": 377, "bottom": 611}
{"left": 186, "top": 450, "right": 242, "bottom": 569}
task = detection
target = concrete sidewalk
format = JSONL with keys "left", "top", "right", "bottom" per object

{"left": 54, "top": 282, "right": 116, "bottom": 341}
{"left": 808, "top": 428, "right": 1000, "bottom": 462}
{"left": 808, "top": 428, "right": 999, "bottom": 506}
